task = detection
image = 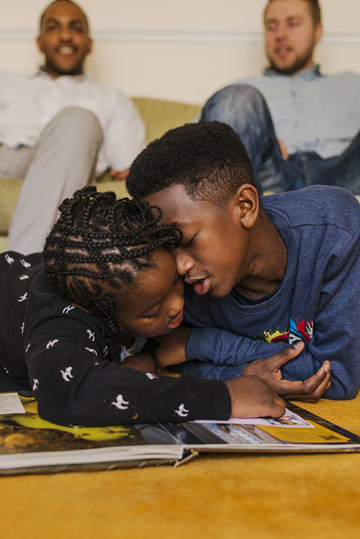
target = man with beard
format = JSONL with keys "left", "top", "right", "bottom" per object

{"left": 200, "top": 0, "right": 360, "bottom": 194}
{"left": 0, "top": 0, "right": 145, "bottom": 254}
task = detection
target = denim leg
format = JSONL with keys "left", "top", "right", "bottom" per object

{"left": 201, "top": 84, "right": 302, "bottom": 192}
{"left": 308, "top": 129, "right": 360, "bottom": 194}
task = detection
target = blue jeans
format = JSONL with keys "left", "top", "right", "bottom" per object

{"left": 201, "top": 84, "right": 360, "bottom": 194}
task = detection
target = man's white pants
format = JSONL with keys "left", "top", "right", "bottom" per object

{"left": 1, "top": 106, "right": 103, "bottom": 254}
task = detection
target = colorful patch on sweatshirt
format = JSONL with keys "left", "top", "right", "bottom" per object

{"left": 253, "top": 318, "right": 313, "bottom": 344}
{"left": 289, "top": 318, "right": 313, "bottom": 344}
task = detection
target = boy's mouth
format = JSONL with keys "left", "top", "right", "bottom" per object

{"left": 192, "top": 277, "right": 211, "bottom": 296}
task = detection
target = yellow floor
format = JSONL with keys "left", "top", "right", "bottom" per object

{"left": 1, "top": 396, "right": 360, "bottom": 539}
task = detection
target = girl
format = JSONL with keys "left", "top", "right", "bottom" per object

{"left": 0, "top": 187, "right": 233, "bottom": 426}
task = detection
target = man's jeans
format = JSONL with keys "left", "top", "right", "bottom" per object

{"left": 201, "top": 84, "right": 360, "bottom": 194}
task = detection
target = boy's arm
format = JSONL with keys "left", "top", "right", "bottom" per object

{"left": 278, "top": 238, "right": 360, "bottom": 400}
{"left": 242, "top": 342, "right": 331, "bottom": 402}
{"left": 154, "top": 328, "right": 331, "bottom": 401}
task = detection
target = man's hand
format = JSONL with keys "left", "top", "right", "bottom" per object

{"left": 152, "top": 326, "right": 192, "bottom": 367}
{"left": 242, "top": 342, "right": 331, "bottom": 402}
{"left": 225, "top": 376, "right": 286, "bottom": 419}
{"left": 278, "top": 139, "right": 289, "bottom": 160}
{"left": 109, "top": 168, "right": 130, "bottom": 182}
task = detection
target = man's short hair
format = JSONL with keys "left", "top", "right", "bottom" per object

{"left": 39, "top": 0, "right": 90, "bottom": 33}
{"left": 126, "top": 121, "right": 257, "bottom": 208}
{"left": 264, "top": 0, "right": 322, "bottom": 26}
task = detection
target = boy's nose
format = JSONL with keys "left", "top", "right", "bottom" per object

{"left": 174, "top": 249, "right": 193, "bottom": 277}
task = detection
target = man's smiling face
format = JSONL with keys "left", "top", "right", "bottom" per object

{"left": 264, "top": 0, "right": 322, "bottom": 75}
{"left": 37, "top": 1, "right": 92, "bottom": 78}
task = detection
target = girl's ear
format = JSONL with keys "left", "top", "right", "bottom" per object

{"left": 232, "top": 184, "right": 260, "bottom": 230}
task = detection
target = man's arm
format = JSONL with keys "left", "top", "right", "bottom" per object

{"left": 103, "top": 90, "right": 145, "bottom": 172}
{"left": 109, "top": 168, "right": 129, "bottom": 182}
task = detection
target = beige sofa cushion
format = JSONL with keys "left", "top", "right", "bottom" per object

{"left": 0, "top": 178, "right": 23, "bottom": 235}
{"left": 132, "top": 96, "right": 200, "bottom": 144}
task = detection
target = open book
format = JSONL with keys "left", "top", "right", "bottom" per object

{"left": 1, "top": 392, "right": 360, "bottom": 475}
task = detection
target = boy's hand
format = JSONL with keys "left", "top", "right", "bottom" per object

{"left": 152, "top": 326, "right": 192, "bottom": 367}
{"left": 225, "top": 376, "right": 286, "bottom": 419}
{"left": 241, "top": 342, "right": 331, "bottom": 402}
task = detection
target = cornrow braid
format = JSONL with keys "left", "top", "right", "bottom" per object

{"left": 43, "top": 186, "right": 182, "bottom": 338}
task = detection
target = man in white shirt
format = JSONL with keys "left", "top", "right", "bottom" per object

{"left": 200, "top": 0, "right": 360, "bottom": 194}
{"left": 0, "top": 0, "right": 145, "bottom": 254}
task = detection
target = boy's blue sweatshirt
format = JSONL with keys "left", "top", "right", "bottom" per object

{"left": 184, "top": 186, "right": 360, "bottom": 400}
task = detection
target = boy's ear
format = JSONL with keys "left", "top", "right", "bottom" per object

{"left": 232, "top": 184, "right": 259, "bottom": 230}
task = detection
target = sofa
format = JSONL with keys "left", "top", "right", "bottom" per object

{"left": 0, "top": 97, "right": 201, "bottom": 252}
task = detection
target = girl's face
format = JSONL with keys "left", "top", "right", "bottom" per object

{"left": 116, "top": 249, "right": 184, "bottom": 338}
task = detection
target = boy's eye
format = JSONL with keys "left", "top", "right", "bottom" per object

{"left": 181, "top": 235, "right": 196, "bottom": 248}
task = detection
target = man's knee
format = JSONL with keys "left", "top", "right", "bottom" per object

{"left": 45, "top": 106, "right": 103, "bottom": 145}
{"left": 201, "top": 84, "right": 267, "bottom": 122}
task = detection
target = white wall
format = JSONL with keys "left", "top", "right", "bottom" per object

{"left": 1, "top": 0, "right": 360, "bottom": 103}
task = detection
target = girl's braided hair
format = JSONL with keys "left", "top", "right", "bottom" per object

{"left": 43, "top": 186, "right": 182, "bottom": 338}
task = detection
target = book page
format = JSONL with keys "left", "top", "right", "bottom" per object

{"left": 0, "top": 393, "right": 26, "bottom": 415}
{"left": 195, "top": 408, "right": 314, "bottom": 428}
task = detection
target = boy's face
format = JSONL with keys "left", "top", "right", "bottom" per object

{"left": 117, "top": 249, "right": 184, "bottom": 338}
{"left": 146, "top": 185, "right": 254, "bottom": 299}
{"left": 264, "top": 0, "right": 322, "bottom": 75}
{"left": 37, "top": 1, "right": 92, "bottom": 78}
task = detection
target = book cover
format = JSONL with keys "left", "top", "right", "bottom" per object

{"left": 1, "top": 393, "right": 360, "bottom": 476}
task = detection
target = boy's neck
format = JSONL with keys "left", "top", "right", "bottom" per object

{"left": 236, "top": 212, "right": 287, "bottom": 300}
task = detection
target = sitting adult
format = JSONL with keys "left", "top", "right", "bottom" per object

{"left": 0, "top": 0, "right": 145, "bottom": 254}
{"left": 201, "top": 0, "right": 360, "bottom": 194}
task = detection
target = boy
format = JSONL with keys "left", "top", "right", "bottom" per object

{"left": 126, "top": 121, "right": 360, "bottom": 401}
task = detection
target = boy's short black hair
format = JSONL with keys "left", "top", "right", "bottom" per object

{"left": 126, "top": 121, "right": 256, "bottom": 207}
